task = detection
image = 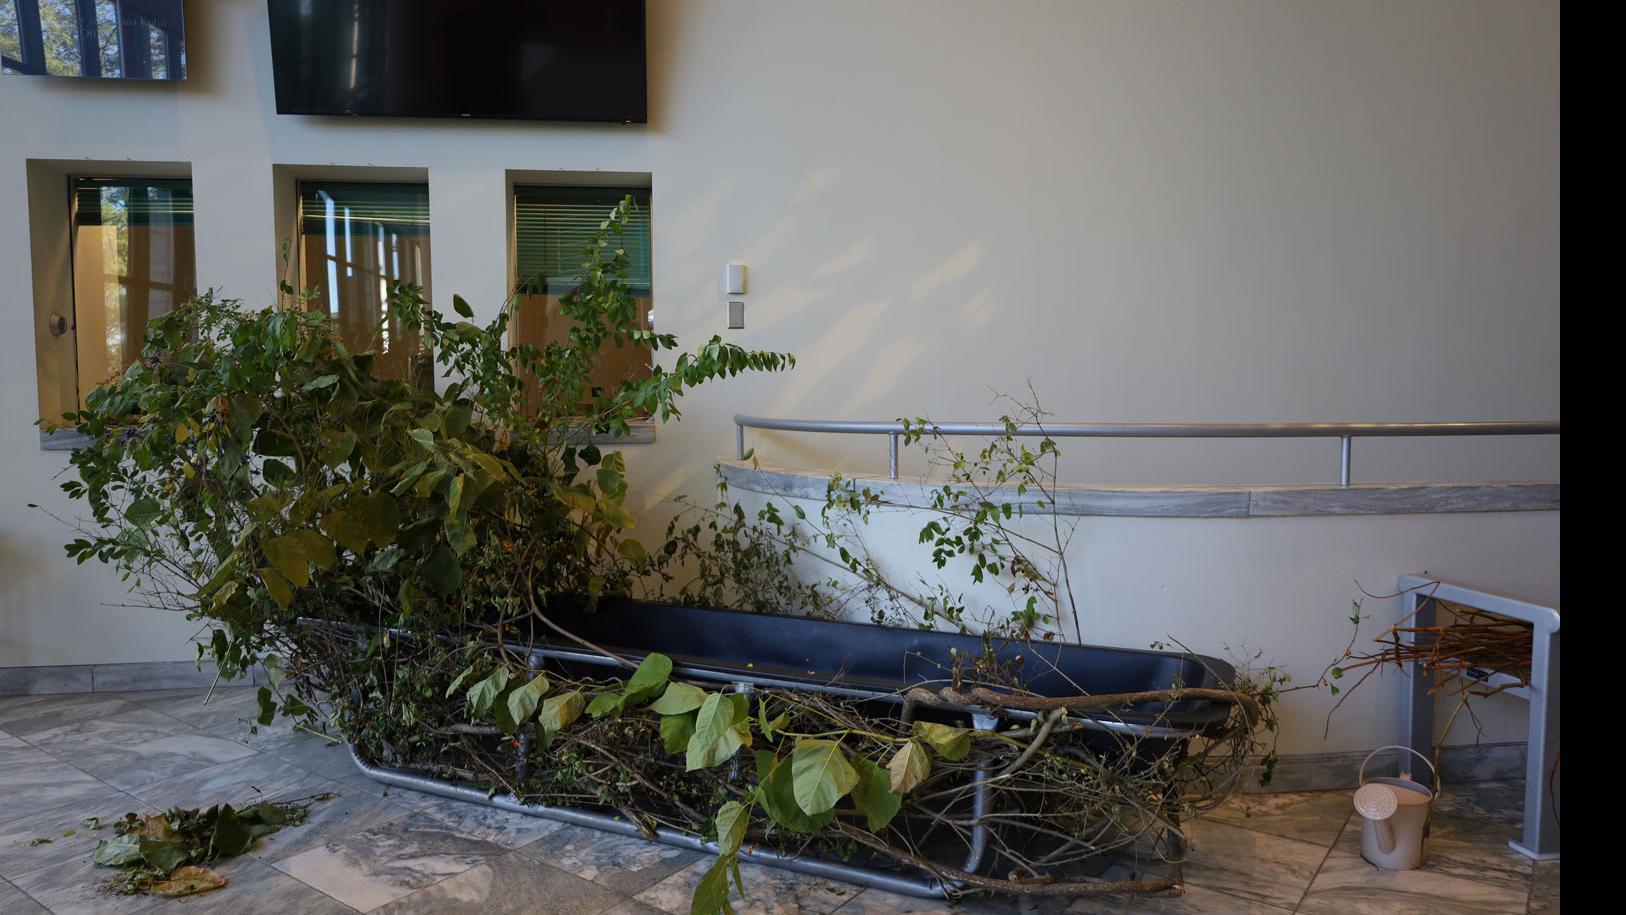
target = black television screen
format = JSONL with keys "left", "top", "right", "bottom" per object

{"left": 266, "top": 1, "right": 645, "bottom": 123}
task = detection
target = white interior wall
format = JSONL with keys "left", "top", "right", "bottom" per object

{"left": 1, "top": 1, "right": 1558, "bottom": 755}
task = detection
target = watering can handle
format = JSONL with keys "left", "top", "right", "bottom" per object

{"left": 1358, "top": 744, "right": 1441, "bottom": 797}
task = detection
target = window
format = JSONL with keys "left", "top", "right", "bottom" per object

{"left": 512, "top": 186, "right": 653, "bottom": 414}
{"left": 296, "top": 181, "right": 432, "bottom": 386}
{"left": 1, "top": 1, "right": 186, "bottom": 79}
{"left": 68, "top": 176, "right": 195, "bottom": 405}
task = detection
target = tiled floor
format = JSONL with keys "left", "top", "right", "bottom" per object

{"left": 0, "top": 687, "right": 1559, "bottom": 914}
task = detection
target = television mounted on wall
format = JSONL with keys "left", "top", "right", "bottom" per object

{"left": 265, "top": 0, "right": 646, "bottom": 123}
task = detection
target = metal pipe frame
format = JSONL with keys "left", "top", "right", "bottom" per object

{"left": 1395, "top": 574, "right": 1559, "bottom": 860}
{"left": 733, "top": 415, "right": 1560, "bottom": 485}
{"left": 315, "top": 619, "right": 1219, "bottom": 894}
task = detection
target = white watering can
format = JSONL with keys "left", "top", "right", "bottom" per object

{"left": 1352, "top": 745, "right": 1439, "bottom": 870}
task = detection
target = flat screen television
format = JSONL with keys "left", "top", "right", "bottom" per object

{"left": 266, "top": 1, "right": 645, "bottom": 123}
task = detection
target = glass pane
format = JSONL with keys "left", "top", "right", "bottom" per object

{"left": 94, "top": 0, "right": 117, "bottom": 75}
{"left": 70, "top": 177, "right": 196, "bottom": 405}
{"left": 297, "top": 181, "right": 432, "bottom": 387}
{"left": 512, "top": 187, "right": 652, "bottom": 415}
{"left": 1, "top": 2, "right": 22, "bottom": 68}
{"left": 38, "top": 0, "right": 80, "bottom": 76}
{"left": 147, "top": 23, "right": 164, "bottom": 79}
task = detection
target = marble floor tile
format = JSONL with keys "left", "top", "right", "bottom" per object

{"left": 262, "top": 732, "right": 378, "bottom": 782}
{"left": 414, "top": 798, "right": 567, "bottom": 850}
{"left": 598, "top": 901, "right": 672, "bottom": 915}
{"left": 635, "top": 857, "right": 861, "bottom": 915}
{"left": 0, "top": 695, "right": 146, "bottom": 738}
{"left": 1172, "top": 818, "right": 1327, "bottom": 911}
{"left": 23, "top": 706, "right": 199, "bottom": 755}
{"left": 1527, "top": 859, "right": 1558, "bottom": 914}
{"left": 63, "top": 733, "right": 260, "bottom": 791}
{"left": 1331, "top": 808, "right": 1532, "bottom": 898}
{"left": 125, "top": 750, "right": 338, "bottom": 811}
{"left": 1065, "top": 883, "right": 1294, "bottom": 914}
{"left": 329, "top": 772, "right": 447, "bottom": 812}
{"left": 372, "top": 848, "right": 624, "bottom": 915}
{"left": 0, "top": 784, "right": 150, "bottom": 881}
{"left": 140, "top": 853, "right": 355, "bottom": 915}
{"left": 272, "top": 811, "right": 510, "bottom": 912}
{"left": 1432, "top": 779, "right": 1526, "bottom": 830}
{"left": 0, "top": 743, "right": 112, "bottom": 824}
{"left": 519, "top": 823, "right": 701, "bottom": 895}
{"left": 246, "top": 789, "right": 415, "bottom": 865}
{"left": 1205, "top": 789, "right": 1353, "bottom": 847}
{"left": 0, "top": 876, "right": 49, "bottom": 914}
{"left": 829, "top": 888, "right": 959, "bottom": 914}
{"left": 1297, "top": 849, "right": 1529, "bottom": 915}
{"left": 8, "top": 851, "right": 166, "bottom": 915}
{"left": 125, "top": 687, "right": 262, "bottom": 733}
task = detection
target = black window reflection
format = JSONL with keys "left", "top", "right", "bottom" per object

{"left": 1, "top": 0, "right": 186, "bottom": 79}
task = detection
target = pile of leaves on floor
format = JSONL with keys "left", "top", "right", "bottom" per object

{"left": 88, "top": 793, "right": 333, "bottom": 897}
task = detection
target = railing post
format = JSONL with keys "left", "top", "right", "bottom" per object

{"left": 736, "top": 424, "right": 745, "bottom": 461}
{"left": 888, "top": 432, "right": 899, "bottom": 480}
{"left": 1340, "top": 436, "right": 1352, "bottom": 487}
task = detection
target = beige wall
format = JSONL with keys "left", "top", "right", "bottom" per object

{"left": 1, "top": 1, "right": 1558, "bottom": 754}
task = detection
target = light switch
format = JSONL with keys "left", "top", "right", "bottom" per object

{"left": 728, "top": 300, "right": 745, "bottom": 329}
{"left": 723, "top": 264, "right": 747, "bottom": 296}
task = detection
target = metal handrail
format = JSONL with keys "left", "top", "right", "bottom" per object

{"left": 732, "top": 415, "right": 1561, "bottom": 486}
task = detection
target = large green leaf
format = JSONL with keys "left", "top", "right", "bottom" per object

{"left": 650, "top": 681, "right": 707, "bottom": 715}
{"left": 911, "top": 721, "right": 971, "bottom": 761}
{"left": 261, "top": 530, "right": 335, "bottom": 587}
{"left": 538, "top": 690, "right": 585, "bottom": 735}
{"left": 624, "top": 653, "right": 673, "bottom": 705}
{"left": 790, "top": 739, "right": 859, "bottom": 816}
{"left": 92, "top": 834, "right": 142, "bottom": 866}
{"left": 757, "top": 755, "right": 834, "bottom": 834}
{"left": 123, "top": 497, "right": 161, "bottom": 528}
{"left": 690, "top": 857, "right": 734, "bottom": 915}
{"left": 505, "top": 674, "right": 551, "bottom": 730}
{"left": 318, "top": 430, "right": 357, "bottom": 469}
{"left": 467, "top": 667, "right": 511, "bottom": 717}
{"left": 418, "top": 541, "right": 462, "bottom": 595}
{"left": 257, "top": 566, "right": 294, "bottom": 609}
{"left": 714, "top": 800, "right": 750, "bottom": 857}
{"left": 661, "top": 710, "right": 697, "bottom": 754}
{"left": 849, "top": 756, "right": 902, "bottom": 831}
{"left": 686, "top": 692, "right": 750, "bottom": 771}
{"left": 140, "top": 835, "right": 192, "bottom": 873}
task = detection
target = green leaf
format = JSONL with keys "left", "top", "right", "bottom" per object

{"left": 445, "top": 664, "right": 476, "bottom": 699}
{"left": 453, "top": 294, "right": 474, "bottom": 318}
{"left": 505, "top": 674, "right": 551, "bottom": 729}
{"left": 849, "top": 756, "right": 902, "bottom": 831}
{"left": 624, "top": 653, "right": 673, "bottom": 705}
{"left": 538, "top": 690, "right": 585, "bottom": 735}
{"left": 790, "top": 739, "right": 859, "bottom": 816}
{"left": 92, "top": 834, "right": 142, "bottom": 866}
{"left": 686, "top": 692, "right": 749, "bottom": 771}
{"left": 586, "top": 692, "right": 626, "bottom": 720}
{"left": 467, "top": 667, "right": 511, "bottom": 717}
{"left": 261, "top": 530, "right": 336, "bottom": 587}
{"left": 257, "top": 566, "right": 294, "bottom": 609}
{"left": 140, "top": 835, "right": 192, "bottom": 872}
{"left": 757, "top": 755, "right": 834, "bottom": 834}
{"left": 418, "top": 541, "right": 462, "bottom": 595}
{"left": 690, "top": 857, "right": 734, "bottom": 915}
{"left": 650, "top": 681, "right": 707, "bottom": 716}
{"left": 661, "top": 710, "right": 698, "bottom": 754}
{"left": 256, "top": 687, "right": 277, "bottom": 726}
{"left": 617, "top": 538, "right": 648, "bottom": 565}
{"left": 124, "top": 497, "right": 161, "bottom": 528}
{"left": 318, "top": 430, "right": 358, "bottom": 469}
{"left": 887, "top": 739, "right": 931, "bottom": 794}
{"left": 714, "top": 801, "right": 750, "bottom": 857}
{"left": 207, "top": 805, "right": 254, "bottom": 857}
{"left": 911, "top": 721, "right": 971, "bottom": 761}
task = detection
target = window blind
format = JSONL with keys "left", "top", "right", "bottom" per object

{"left": 72, "top": 177, "right": 193, "bottom": 227}
{"left": 299, "top": 182, "right": 431, "bottom": 238}
{"left": 514, "top": 186, "right": 651, "bottom": 294}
